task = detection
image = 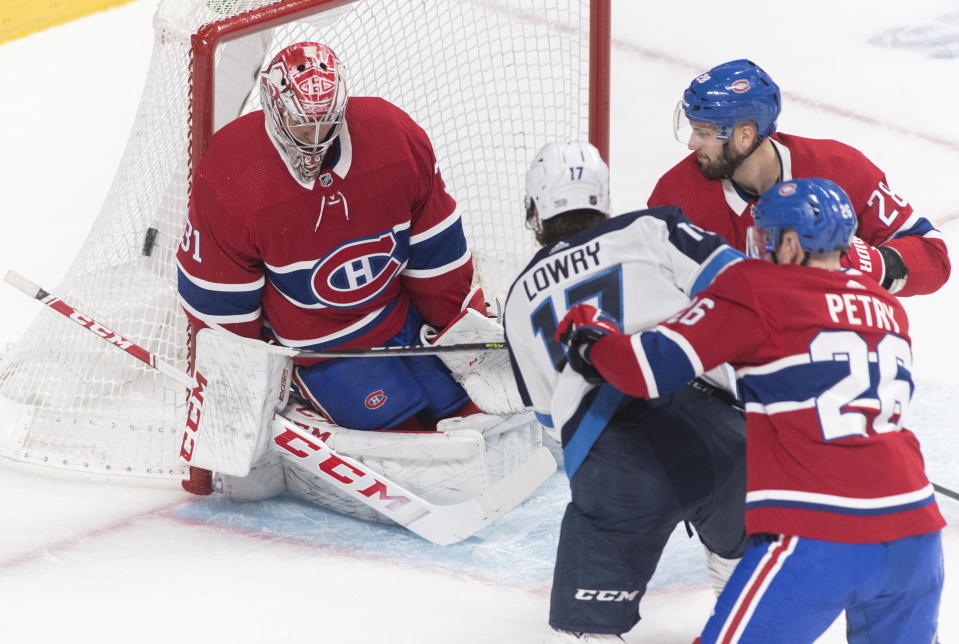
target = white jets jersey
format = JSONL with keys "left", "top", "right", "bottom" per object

{"left": 503, "top": 206, "right": 744, "bottom": 448}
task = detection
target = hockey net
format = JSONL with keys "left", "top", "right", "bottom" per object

{"left": 0, "top": 0, "right": 609, "bottom": 484}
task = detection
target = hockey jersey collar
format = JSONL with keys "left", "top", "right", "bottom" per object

{"left": 721, "top": 137, "right": 794, "bottom": 215}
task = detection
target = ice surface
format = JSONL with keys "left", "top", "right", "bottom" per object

{"left": 0, "top": 1, "right": 957, "bottom": 642}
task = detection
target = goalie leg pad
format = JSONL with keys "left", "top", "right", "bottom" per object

{"left": 438, "top": 411, "right": 550, "bottom": 484}
{"left": 215, "top": 449, "right": 286, "bottom": 501}
{"left": 182, "top": 328, "right": 291, "bottom": 477}
{"left": 276, "top": 405, "right": 489, "bottom": 522}
{"left": 273, "top": 406, "right": 554, "bottom": 526}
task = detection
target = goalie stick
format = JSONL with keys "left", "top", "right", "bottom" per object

{"left": 273, "top": 415, "right": 556, "bottom": 545}
{"left": 205, "top": 321, "right": 507, "bottom": 359}
{"left": 4, "top": 270, "right": 195, "bottom": 389}
{"left": 4, "top": 269, "right": 554, "bottom": 544}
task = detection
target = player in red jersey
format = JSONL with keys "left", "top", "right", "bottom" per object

{"left": 176, "top": 42, "right": 480, "bottom": 431}
{"left": 649, "top": 59, "right": 950, "bottom": 297}
{"left": 559, "top": 178, "right": 944, "bottom": 643}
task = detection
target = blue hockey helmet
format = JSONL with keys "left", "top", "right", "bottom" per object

{"left": 749, "top": 178, "right": 857, "bottom": 257}
{"left": 680, "top": 59, "right": 781, "bottom": 140}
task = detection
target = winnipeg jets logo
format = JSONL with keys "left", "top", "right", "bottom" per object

{"left": 311, "top": 231, "right": 405, "bottom": 308}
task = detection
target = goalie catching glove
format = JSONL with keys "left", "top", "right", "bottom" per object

{"left": 420, "top": 285, "right": 527, "bottom": 415}
{"left": 840, "top": 236, "right": 908, "bottom": 294}
{"left": 555, "top": 303, "right": 621, "bottom": 384}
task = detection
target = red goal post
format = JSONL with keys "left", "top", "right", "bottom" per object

{"left": 0, "top": 0, "right": 610, "bottom": 484}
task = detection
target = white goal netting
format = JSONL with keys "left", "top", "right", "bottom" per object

{"left": 0, "top": 0, "right": 606, "bottom": 483}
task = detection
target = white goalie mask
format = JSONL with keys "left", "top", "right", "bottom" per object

{"left": 259, "top": 42, "right": 348, "bottom": 183}
{"left": 524, "top": 141, "right": 610, "bottom": 221}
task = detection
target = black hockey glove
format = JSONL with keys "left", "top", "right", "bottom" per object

{"left": 555, "top": 303, "right": 621, "bottom": 384}
{"left": 877, "top": 245, "right": 908, "bottom": 293}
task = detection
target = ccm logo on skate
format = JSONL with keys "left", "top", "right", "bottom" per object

{"left": 574, "top": 589, "right": 640, "bottom": 602}
{"left": 179, "top": 372, "right": 209, "bottom": 462}
{"left": 365, "top": 389, "right": 387, "bottom": 409}
{"left": 274, "top": 427, "right": 421, "bottom": 513}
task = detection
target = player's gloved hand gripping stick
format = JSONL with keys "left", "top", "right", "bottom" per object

{"left": 555, "top": 302, "right": 622, "bottom": 384}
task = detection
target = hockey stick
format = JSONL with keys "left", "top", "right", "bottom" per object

{"left": 933, "top": 482, "right": 959, "bottom": 503}
{"left": 4, "top": 269, "right": 554, "bottom": 543}
{"left": 204, "top": 321, "right": 507, "bottom": 359}
{"left": 4, "top": 270, "right": 195, "bottom": 389}
{"left": 273, "top": 414, "right": 555, "bottom": 545}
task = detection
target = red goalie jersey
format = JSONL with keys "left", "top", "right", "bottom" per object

{"left": 589, "top": 261, "right": 945, "bottom": 544}
{"left": 648, "top": 134, "right": 950, "bottom": 296}
{"left": 176, "top": 97, "right": 473, "bottom": 354}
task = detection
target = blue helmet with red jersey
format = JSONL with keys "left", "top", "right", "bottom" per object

{"left": 750, "top": 178, "right": 857, "bottom": 256}
{"left": 681, "top": 59, "right": 781, "bottom": 139}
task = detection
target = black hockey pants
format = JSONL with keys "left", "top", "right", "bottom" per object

{"left": 548, "top": 383, "right": 747, "bottom": 635}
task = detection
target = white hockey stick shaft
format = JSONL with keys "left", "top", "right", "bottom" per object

{"left": 272, "top": 414, "right": 556, "bottom": 545}
{"left": 4, "top": 270, "right": 195, "bottom": 388}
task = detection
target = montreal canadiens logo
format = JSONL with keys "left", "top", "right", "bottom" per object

{"left": 778, "top": 183, "right": 798, "bottom": 196}
{"left": 730, "top": 79, "right": 750, "bottom": 93}
{"left": 365, "top": 389, "right": 388, "bottom": 409}
{"left": 297, "top": 75, "right": 335, "bottom": 95}
{"left": 311, "top": 231, "right": 404, "bottom": 308}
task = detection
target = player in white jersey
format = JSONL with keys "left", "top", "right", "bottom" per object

{"left": 503, "top": 142, "right": 749, "bottom": 641}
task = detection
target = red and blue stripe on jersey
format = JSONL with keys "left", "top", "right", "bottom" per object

{"left": 589, "top": 261, "right": 945, "bottom": 542}
{"left": 176, "top": 98, "right": 472, "bottom": 355}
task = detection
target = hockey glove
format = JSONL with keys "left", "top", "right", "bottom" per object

{"left": 841, "top": 237, "right": 908, "bottom": 293}
{"left": 555, "top": 303, "right": 621, "bottom": 384}
{"left": 877, "top": 245, "right": 908, "bottom": 293}
{"left": 420, "top": 286, "right": 493, "bottom": 345}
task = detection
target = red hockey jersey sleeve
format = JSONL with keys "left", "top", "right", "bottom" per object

{"left": 400, "top": 121, "right": 473, "bottom": 328}
{"left": 826, "top": 146, "right": 950, "bottom": 296}
{"left": 588, "top": 262, "right": 765, "bottom": 399}
{"left": 175, "top": 167, "right": 265, "bottom": 339}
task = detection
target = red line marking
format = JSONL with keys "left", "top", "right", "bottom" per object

{"left": 468, "top": 1, "right": 959, "bottom": 154}
{"left": 610, "top": 39, "right": 959, "bottom": 154}
{"left": 0, "top": 498, "right": 192, "bottom": 571}
{"left": 0, "top": 497, "right": 550, "bottom": 596}
{"left": 164, "top": 513, "right": 552, "bottom": 597}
